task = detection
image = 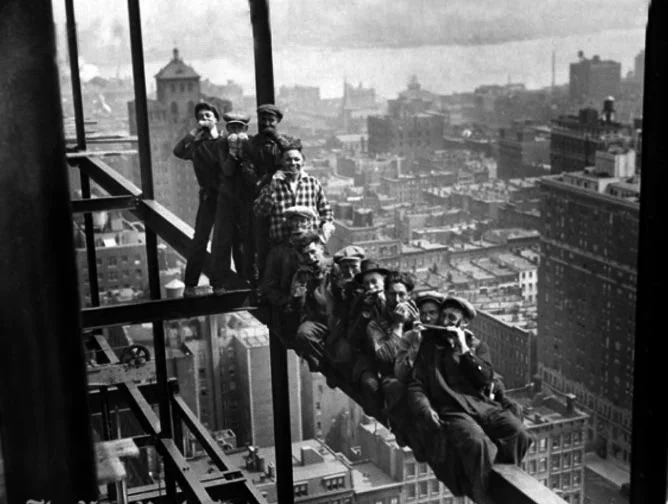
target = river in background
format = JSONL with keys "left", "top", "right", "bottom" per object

{"left": 96, "top": 27, "right": 645, "bottom": 100}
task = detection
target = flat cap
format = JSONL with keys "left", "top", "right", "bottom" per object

{"left": 442, "top": 295, "right": 477, "bottom": 320}
{"left": 354, "top": 259, "right": 390, "bottom": 284}
{"left": 257, "top": 103, "right": 283, "bottom": 121}
{"left": 333, "top": 245, "right": 366, "bottom": 264}
{"left": 194, "top": 102, "right": 220, "bottom": 121}
{"left": 223, "top": 112, "right": 251, "bottom": 125}
{"left": 284, "top": 205, "right": 318, "bottom": 220}
{"left": 414, "top": 291, "right": 446, "bottom": 308}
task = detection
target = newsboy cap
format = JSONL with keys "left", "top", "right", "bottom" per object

{"left": 333, "top": 245, "right": 366, "bottom": 264}
{"left": 194, "top": 102, "right": 220, "bottom": 121}
{"left": 284, "top": 205, "right": 318, "bottom": 220}
{"left": 414, "top": 291, "right": 446, "bottom": 308}
{"left": 441, "top": 296, "right": 477, "bottom": 321}
{"left": 223, "top": 112, "right": 251, "bottom": 125}
{"left": 257, "top": 103, "right": 283, "bottom": 121}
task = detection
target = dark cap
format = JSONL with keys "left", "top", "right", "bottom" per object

{"left": 354, "top": 259, "right": 390, "bottom": 284}
{"left": 442, "top": 296, "right": 476, "bottom": 320}
{"left": 194, "top": 102, "right": 220, "bottom": 121}
{"left": 334, "top": 245, "right": 366, "bottom": 264}
{"left": 257, "top": 103, "right": 283, "bottom": 121}
{"left": 414, "top": 291, "right": 446, "bottom": 309}
{"left": 222, "top": 112, "right": 251, "bottom": 125}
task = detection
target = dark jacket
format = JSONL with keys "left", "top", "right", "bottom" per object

{"left": 241, "top": 131, "right": 301, "bottom": 191}
{"left": 260, "top": 242, "right": 300, "bottom": 309}
{"left": 408, "top": 329, "right": 496, "bottom": 424}
{"left": 173, "top": 133, "right": 223, "bottom": 191}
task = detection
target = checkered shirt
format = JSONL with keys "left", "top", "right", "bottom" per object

{"left": 253, "top": 173, "right": 333, "bottom": 243}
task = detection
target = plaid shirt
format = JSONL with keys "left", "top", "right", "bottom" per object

{"left": 253, "top": 172, "right": 333, "bottom": 243}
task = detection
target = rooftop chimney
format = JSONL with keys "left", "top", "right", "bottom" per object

{"left": 532, "top": 374, "right": 542, "bottom": 393}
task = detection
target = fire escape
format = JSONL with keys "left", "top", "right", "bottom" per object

{"left": 0, "top": 1, "right": 665, "bottom": 504}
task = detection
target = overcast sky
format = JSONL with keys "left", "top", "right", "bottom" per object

{"left": 52, "top": 0, "right": 649, "bottom": 65}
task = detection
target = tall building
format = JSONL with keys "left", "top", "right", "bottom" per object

{"left": 497, "top": 121, "right": 551, "bottom": 179}
{"left": 569, "top": 53, "right": 621, "bottom": 106}
{"left": 127, "top": 49, "right": 232, "bottom": 225}
{"left": 469, "top": 309, "right": 536, "bottom": 389}
{"left": 300, "top": 364, "right": 361, "bottom": 442}
{"left": 538, "top": 148, "right": 639, "bottom": 469}
{"left": 550, "top": 100, "right": 632, "bottom": 175}
{"left": 368, "top": 77, "right": 444, "bottom": 160}
{"left": 358, "top": 421, "right": 474, "bottom": 503}
{"left": 221, "top": 312, "right": 303, "bottom": 448}
{"left": 506, "top": 380, "right": 589, "bottom": 504}
{"left": 223, "top": 439, "right": 402, "bottom": 504}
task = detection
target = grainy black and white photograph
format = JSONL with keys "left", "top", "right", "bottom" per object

{"left": 0, "top": 1, "right": 662, "bottom": 503}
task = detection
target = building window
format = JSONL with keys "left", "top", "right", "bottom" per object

{"left": 573, "top": 452, "right": 582, "bottom": 466}
{"left": 563, "top": 453, "right": 572, "bottom": 468}
{"left": 551, "top": 454, "right": 561, "bottom": 470}
{"left": 539, "top": 457, "right": 548, "bottom": 472}
{"left": 552, "top": 435, "right": 561, "bottom": 450}
{"left": 390, "top": 499, "right": 399, "bottom": 504}
{"left": 418, "top": 463, "right": 428, "bottom": 475}
{"left": 405, "top": 462, "right": 416, "bottom": 478}
{"left": 573, "top": 432, "right": 583, "bottom": 445}
{"left": 293, "top": 483, "right": 308, "bottom": 497}
{"left": 419, "top": 481, "right": 428, "bottom": 497}
{"left": 562, "top": 472, "right": 571, "bottom": 489}
{"left": 563, "top": 433, "right": 572, "bottom": 447}
{"left": 573, "top": 471, "right": 582, "bottom": 487}
{"left": 551, "top": 475, "right": 560, "bottom": 489}
{"left": 539, "top": 437, "right": 548, "bottom": 452}
{"left": 529, "top": 460, "right": 537, "bottom": 474}
{"left": 431, "top": 479, "right": 440, "bottom": 494}
{"left": 406, "top": 483, "right": 416, "bottom": 500}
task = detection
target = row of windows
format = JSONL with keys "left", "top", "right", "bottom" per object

{"left": 528, "top": 432, "right": 583, "bottom": 453}
{"left": 405, "top": 478, "right": 442, "bottom": 499}
{"left": 169, "top": 82, "right": 195, "bottom": 93}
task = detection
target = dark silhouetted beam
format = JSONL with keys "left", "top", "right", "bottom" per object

{"left": 0, "top": 0, "right": 97, "bottom": 501}
{"left": 71, "top": 195, "right": 139, "bottom": 214}
{"left": 77, "top": 156, "right": 143, "bottom": 197}
{"left": 81, "top": 290, "right": 254, "bottom": 330}
{"left": 630, "top": 2, "right": 668, "bottom": 503}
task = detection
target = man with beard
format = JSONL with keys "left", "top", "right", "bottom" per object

{"left": 407, "top": 296, "right": 533, "bottom": 504}
{"left": 172, "top": 102, "right": 222, "bottom": 297}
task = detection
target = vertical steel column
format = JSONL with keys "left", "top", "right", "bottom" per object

{"left": 101, "top": 386, "right": 117, "bottom": 500}
{"left": 630, "top": 3, "right": 668, "bottom": 503}
{"left": 65, "top": 0, "right": 101, "bottom": 307}
{"left": 126, "top": 0, "right": 175, "bottom": 500}
{"left": 249, "top": 2, "right": 294, "bottom": 503}
{"left": 0, "top": 0, "right": 97, "bottom": 501}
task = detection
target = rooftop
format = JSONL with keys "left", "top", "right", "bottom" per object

{"left": 155, "top": 48, "right": 200, "bottom": 80}
{"left": 350, "top": 462, "right": 399, "bottom": 492}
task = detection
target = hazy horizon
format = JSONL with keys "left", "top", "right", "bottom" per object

{"left": 53, "top": 0, "right": 648, "bottom": 68}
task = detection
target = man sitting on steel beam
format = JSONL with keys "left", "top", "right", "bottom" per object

{"left": 260, "top": 205, "right": 319, "bottom": 338}
{"left": 406, "top": 296, "right": 533, "bottom": 504}
{"left": 172, "top": 102, "right": 222, "bottom": 297}
{"left": 286, "top": 231, "right": 335, "bottom": 373}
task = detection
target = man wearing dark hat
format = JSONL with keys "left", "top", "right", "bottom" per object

{"left": 234, "top": 103, "right": 302, "bottom": 282}
{"left": 325, "top": 245, "right": 367, "bottom": 369}
{"left": 406, "top": 295, "right": 533, "bottom": 504}
{"left": 173, "top": 101, "right": 223, "bottom": 297}
{"left": 208, "top": 112, "right": 253, "bottom": 293}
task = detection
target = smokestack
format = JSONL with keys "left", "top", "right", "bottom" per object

{"left": 532, "top": 374, "right": 542, "bottom": 393}
{"left": 565, "top": 393, "right": 576, "bottom": 415}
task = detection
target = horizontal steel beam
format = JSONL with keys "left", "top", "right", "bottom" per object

{"left": 81, "top": 290, "right": 254, "bottom": 330}
{"left": 490, "top": 464, "right": 568, "bottom": 504}
{"left": 157, "top": 437, "right": 215, "bottom": 502}
{"left": 66, "top": 135, "right": 139, "bottom": 144}
{"left": 87, "top": 380, "right": 175, "bottom": 414}
{"left": 71, "top": 195, "right": 139, "bottom": 213}
{"left": 67, "top": 150, "right": 139, "bottom": 159}
{"left": 75, "top": 156, "right": 143, "bottom": 197}
{"left": 87, "top": 361, "right": 156, "bottom": 387}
